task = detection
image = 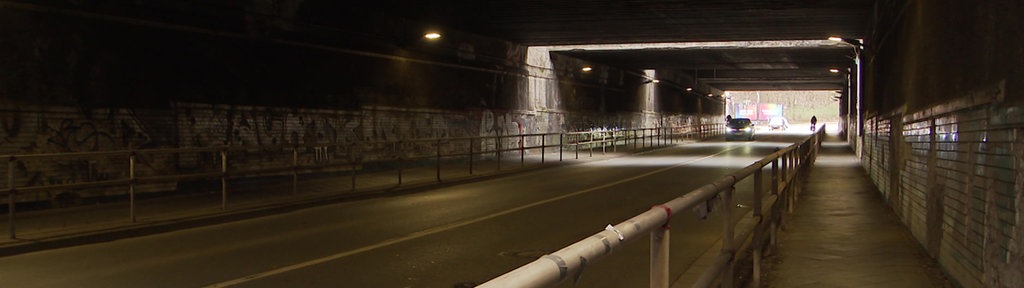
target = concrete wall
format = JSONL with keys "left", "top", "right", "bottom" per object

{"left": 862, "top": 1, "right": 1024, "bottom": 287}
{"left": 0, "top": 2, "right": 720, "bottom": 203}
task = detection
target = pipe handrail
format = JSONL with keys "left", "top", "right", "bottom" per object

{"left": 3, "top": 124, "right": 728, "bottom": 239}
{"left": 479, "top": 128, "right": 825, "bottom": 288}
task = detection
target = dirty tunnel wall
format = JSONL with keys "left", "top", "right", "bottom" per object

{"left": 0, "top": 4, "right": 720, "bottom": 202}
{"left": 861, "top": 1, "right": 1024, "bottom": 287}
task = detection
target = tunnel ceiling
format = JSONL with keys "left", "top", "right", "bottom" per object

{"left": 373, "top": 0, "right": 873, "bottom": 91}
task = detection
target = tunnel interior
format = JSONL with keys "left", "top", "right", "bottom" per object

{"left": 0, "top": 1, "right": 1022, "bottom": 287}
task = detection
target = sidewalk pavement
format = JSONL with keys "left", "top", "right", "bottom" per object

{"left": 0, "top": 142, "right": 667, "bottom": 257}
{"left": 764, "top": 136, "right": 952, "bottom": 287}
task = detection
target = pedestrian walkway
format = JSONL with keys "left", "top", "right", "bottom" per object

{"left": 764, "top": 137, "right": 951, "bottom": 287}
{"left": 0, "top": 142, "right": 661, "bottom": 257}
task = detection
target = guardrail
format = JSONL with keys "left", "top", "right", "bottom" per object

{"left": 2, "top": 124, "right": 724, "bottom": 239}
{"left": 479, "top": 128, "right": 825, "bottom": 288}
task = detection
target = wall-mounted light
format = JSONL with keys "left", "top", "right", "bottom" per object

{"left": 829, "top": 68, "right": 841, "bottom": 73}
{"left": 424, "top": 32, "right": 442, "bottom": 40}
{"left": 651, "top": 79, "right": 660, "bottom": 83}
{"left": 685, "top": 87, "right": 693, "bottom": 91}
{"left": 581, "top": 66, "right": 593, "bottom": 72}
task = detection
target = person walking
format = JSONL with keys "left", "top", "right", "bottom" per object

{"left": 810, "top": 115, "right": 818, "bottom": 131}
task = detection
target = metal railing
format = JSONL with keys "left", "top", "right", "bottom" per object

{"left": 479, "top": 128, "right": 826, "bottom": 288}
{"left": 2, "top": 124, "right": 724, "bottom": 239}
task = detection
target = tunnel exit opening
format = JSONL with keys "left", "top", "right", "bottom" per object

{"left": 725, "top": 90, "right": 842, "bottom": 133}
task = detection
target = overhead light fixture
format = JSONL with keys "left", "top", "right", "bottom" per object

{"left": 827, "top": 36, "right": 865, "bottom": 49}
{"left": 685, "top": 87, "right": 693, "bottom": 91}
{"left": 651, "top": 79, "right": 660, "bottom": 83}
{"left": 829, "top": 68, "right": 840, "bottom": 73}
{"left": 424, "top": 32, "right": 442, "bottom": 40}
{"left": 581, "top": 66, "right": 593, "bottom": 72}
{"left": 708, "top": 93, "right": 713, "bottom": 97}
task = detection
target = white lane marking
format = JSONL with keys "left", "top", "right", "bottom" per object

{"left": 205, "top": 149, "right": 733, "bottom": 287}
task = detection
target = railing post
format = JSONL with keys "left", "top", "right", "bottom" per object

{"left": 772, "top": 157, "right": 780, "bottom": 196}
{"left": 520, "top": 133, "right": 525, "bottom": 166}
{"left": 602, "top": 133, "right": 607, "bottom": 154}
{"left": 753, "top": 165, "right": 764, "bottom": 288}
{"left": 398, "top": 140, "right": 404, "bottom": 186}
{"left": 787, "top": 150, "right": 795, "bottom": 213}
{"left": 575, "top": 134, "right": 580, "bottom": 159}
{"left": 220, "top": 148, "right": 227, "bottom": 210}
{"left": 541, "top": 136, "right": 546, "bottom": 163}
{"left": 589, "top": 133, "right": 594, "bottom": 157}
{"left": 722, "top": 185, "right": 735, "bottom": 288}
{"left": 611, "top": 131, "right": 617, "bottom": 152}
{"left": 8, "top": 156, "right": 16, "bottom": 239}
{"left": 436, "top": 139, "right": 442, "bottom": 182}
{"left": 350, "top": 145, "right": 357, "bottom": 192}
{"left": 559, "top": 134, "right": 563, "bottom": 162}
{"left": 292, "top": 146, "right": 298, "bottom": 195}
{"left": 626, "top": 129, "right": 634, "bottom": 148}
{"left": 651, "top": 207, "right": 671, "bottom": 288}
{"left": 129, "top": 147, "right": 136, "bottom": 223}
{"left": 496, "top": 136, "right": 502, "bottom": 171}
{"left": 771, "top": 157, "right": 780, "bottom": 248}
{"left": 642, "top": 129, "right": 646, "bottom": 148}
{"left": 469, "top": 137, "right": 475, "bottom": 175}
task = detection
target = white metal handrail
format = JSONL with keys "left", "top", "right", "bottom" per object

{"left": 479, "top": 128, "right": 825, "bottom": 288}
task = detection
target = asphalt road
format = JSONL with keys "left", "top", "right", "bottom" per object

{"left": 0, "top": 133, "right": 808, "bottom": 288}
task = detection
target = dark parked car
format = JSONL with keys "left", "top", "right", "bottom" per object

{"left": 725, "top": 118, "right": 755, "bottom": 141}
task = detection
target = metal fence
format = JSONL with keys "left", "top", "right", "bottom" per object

{"left": 479, "top": 127, "right": 825, "bottom": 288}
{"left": 2, "top": 124, "right": 724, "bottom": 239}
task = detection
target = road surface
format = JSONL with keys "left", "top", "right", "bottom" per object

{"left": 0, "top": 133, "right": 808, "bottom": 288}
